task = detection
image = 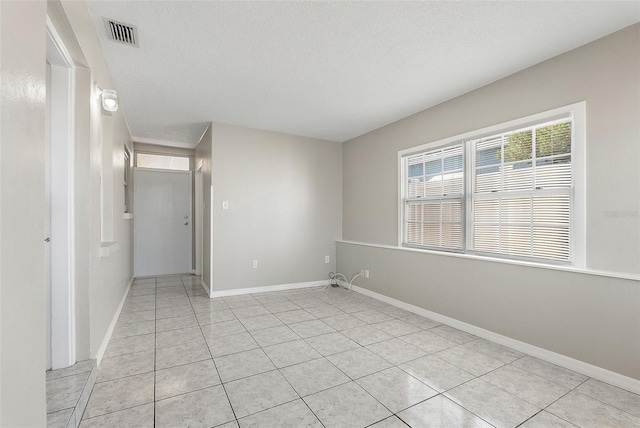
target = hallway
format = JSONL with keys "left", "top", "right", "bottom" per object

{"left": 48, "top": 276, "right": 640, "bottom": 428}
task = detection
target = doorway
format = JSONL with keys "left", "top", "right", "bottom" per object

{"left": 134, "top": 168, "right": 193, "bottom": 276}
{"left": 46, "top": 18, "right": 76, "bottom": 370}
{"left": 195, "top": 161, "right": 203, "bottom": 276}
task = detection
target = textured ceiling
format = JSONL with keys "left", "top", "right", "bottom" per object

{"left": 86, "top": 1, "right": 640, "bottom": 147}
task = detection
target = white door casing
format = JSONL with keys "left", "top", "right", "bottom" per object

{"left": 45, "top": 60, "right": 52, "bottom": 371}
{"left": 134, "top": 168, "right": 193, "bottom": 276}
{"left": 195, "top": 161, "right": 203, "bottom": 276}
{"left": 46, "top": 17, "right": 76, "bottom": 370}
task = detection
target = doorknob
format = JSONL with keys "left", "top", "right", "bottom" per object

{"left": 44, "top": 237, "right": 51, "bottom": 243}
{"left": 184, "top": 215, "right": 189, "bottom": 219}
{"left": 184, "top": 222, "right": 189, "bottom": 225}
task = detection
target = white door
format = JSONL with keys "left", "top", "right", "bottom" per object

{"left": 46, "top": 22, "right": 76, "bottom": 370}
{"left": 134, "top": 168, "right": 193, "bottom": 276}
{"left": 45, "top": 60, "right": 52, "bottom": 370}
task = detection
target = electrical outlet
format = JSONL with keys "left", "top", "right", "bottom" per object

{"left": 325, "top": 255, "right": 330, "bottom": 263}
{"left": 364, "top": 270, "right": 370, "bottom": 279}
{"left": 252, "top": 260, "right": 258, "bottom": 269}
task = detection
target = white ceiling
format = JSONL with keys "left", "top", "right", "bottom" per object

{"left": 86, "top": 1, "right": 639, "bottom": 148}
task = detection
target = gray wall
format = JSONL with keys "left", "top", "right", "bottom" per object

{"left": 1, "top": 1, "right": 137, "bottom": 423}
{"left": 337, "top": 242, "right": 640, "bottom": 379}
{"left": 211, "top": 123, "right": 342, "bottom": 292}
{"left": 0, "top": 1, "right": 48, "bottom": 425}
{"left": 49, "top": 0, "right": 92, "bottom": 363}
{"left": 88, "top": 107, "right": 134, "bottom": 358}
{"left": 195, "top": 124, "right": 213, "bottom": 291}
{"left": 59, "top": 0, "right": 135, "bottom": 359}
{"left": 72, "top": 67, "right": 93, "bottom": 361}
{"left": 338, "top": 24, "right": 640, "bottom": 379}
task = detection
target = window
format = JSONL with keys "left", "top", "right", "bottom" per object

{"left": 136, "top": 153, "right": 189, "bottom": 171}
{"left": 400, "top": 103, "right": 585, "bottom": 266}
{"left": 124, "top": 145, "right": 131, "bottom": 213}
{"left": 405, "top": 145, "right": 464, "bottom": 250}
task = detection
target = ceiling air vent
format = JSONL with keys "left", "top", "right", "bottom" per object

{"left": 104, "top": 18, "right": 139, "bottom": 47}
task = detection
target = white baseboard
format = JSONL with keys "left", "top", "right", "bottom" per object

{"left": 201, "top": 279, "right": 210, "bottom": 297}
{"left": 349, "top": 283, "right": 640, "bottom": 395}
{"left": 210, "top": 280, "right": 329, "bottom": 298}
{"left": 95, "top": 276, "right": 134, "bottom": 366}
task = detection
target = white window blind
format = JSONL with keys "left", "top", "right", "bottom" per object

{"left": 470, "top": 118, "right": 572, "bottom": 262}
{"left": 400, "top": 110, "right": 577, "bottom": 266}
{"left": 404, "top": 144, "right": 464, "bottom": 250}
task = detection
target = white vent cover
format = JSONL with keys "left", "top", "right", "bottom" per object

{"left": 104, "top": 18, "right": 139, "bottom": 47}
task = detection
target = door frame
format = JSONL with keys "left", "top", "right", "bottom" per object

{"left": 194, "top": 161, "right": 203, "bottom": 276}
{"left": 46, "top": 17, "right": 76, "bottom": 369}
{"left": 133, "top": 167, "right": 193, "bottom": 277}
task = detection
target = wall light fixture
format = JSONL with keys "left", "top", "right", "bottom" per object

{"left": 95, "top": 84, "right": 119, "bottom": 112}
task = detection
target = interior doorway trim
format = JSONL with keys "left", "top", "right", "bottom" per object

{"left": 195, "top": 160, "right": 203, "bottom": 276}
{"left": 46, "top": 16, "right": 76, "bottom": 369}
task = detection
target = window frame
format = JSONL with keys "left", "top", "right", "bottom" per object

{"left": 402, "top": 142, "right": 466, "bottom": 253}
{"left": 398, "top": 102, "right": 586, "bottom": 268}
{"left": 135, "top": 152, "right": 190, "bottom": 171}
{"left": 124, "top": 145, "right": 131, "bottom": 213}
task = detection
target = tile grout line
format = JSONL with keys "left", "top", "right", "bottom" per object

{"left": 232, "top": 291, "right": 332, "bottom": 422}
{"left": 241, "top": 296, "right": 329, "bottom": 427}
{"left": 83, "top": 283, "right": 635, "bottom": 427}
{"left": 324, "top": 338, "right": 496, "bottom": 427}
{"left": 80, "top": 277, "right": 159, "bottom": 425}
{"left": 521, "top": 376, "right": 591, "bottom": 427}
{"left": 318, "top": 290, "right": 600, "bottom": 426}
{"left": 305, "top": 292, "right": 499, "bottom": 427}
{"left": 187, "top": 276, "right": 241, "bottom": 427}
{"left": 236, "top": 290, "right": 419, "bottom": 426}
{"left": 298, "top": 291, "right": 456, "bottom": 427}
{"left": 387, "top": 341, "right": 501, "bottom": 426}
{"left": 391, "top": 333, "right": 597, "bottom": 423}
{"left": 548, "top": 374, "right": 640, "bottom": 420}
{"left": 153, "top": 276, "right": 157, "bottom": 428}
{"left": 412, "top": 343, "right": 589, "bottom": 427}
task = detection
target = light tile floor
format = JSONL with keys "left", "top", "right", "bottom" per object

{"left": 47, "top": 359, "right": 97, "bottom": 428}
{"left": 76, "top": 275, "right": 640, "bottom": 428}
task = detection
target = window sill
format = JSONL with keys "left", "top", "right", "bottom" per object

{"left": 100, "top": 241, "right": 119, "bottom": 258}
{"left": 124, "top": 213, "right": 134, "bottom": 220}
{"left": 336, "top": 240, "right": 640, "bottom": 282}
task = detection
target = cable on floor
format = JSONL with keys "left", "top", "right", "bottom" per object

{"left": 325, "top": 271, "right": 362, "bottom": 290}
